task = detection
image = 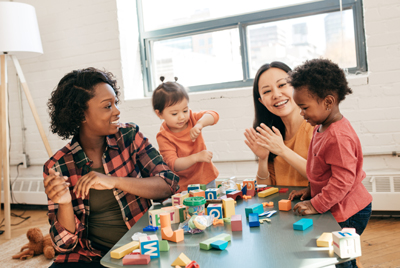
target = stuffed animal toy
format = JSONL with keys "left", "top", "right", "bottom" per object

{"left": 12, "top": 227, "right": 56, "bottom": 260}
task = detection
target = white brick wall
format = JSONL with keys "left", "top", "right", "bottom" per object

{"left": 3, "top": 0, "right": 400, "bottom": 182}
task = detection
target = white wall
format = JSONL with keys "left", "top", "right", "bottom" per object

{"left": 3, "top": 0, "right": 400, "bottom": 181}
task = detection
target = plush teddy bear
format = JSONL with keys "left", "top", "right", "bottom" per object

{"left": 12, "top": 227, "right": 56, "bottom": 260}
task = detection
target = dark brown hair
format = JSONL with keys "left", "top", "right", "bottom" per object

{"left": 152, "top": 76, "right": 189, "bottom": 114}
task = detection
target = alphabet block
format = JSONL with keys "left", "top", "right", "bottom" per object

{"left": 243, "top": 178, "right": 257, "bottom": 196}
{"left": 174, "top": 205, "right": 188, "bottom": 223}
{"left": 139, "top": 234, "right": 159, "bottom": 259}
{"left": 207, "top": 204, "right": 223, "bottom": 219}
{"left": 332, "top": 230, "right": 361, "bottom": 258}
{"left": 222, "top": 197, "right": 235, "bottom": 218}
{"left": 172, "top": 192, "right": 189, "bottom": 206}
{"left": 161, "top": 206, "right": 180, "bottom": 223}
{"left": 149, "top": 209, "right": 173, "bottom": 227}
{"left": 189, "top": 189, "right": 205, "bottom": 198}
{"left": 205, "top": 188, "right": 220, "bottom": 200}
{"left": 187, "top": 184, "right": 201, "bottom": 192}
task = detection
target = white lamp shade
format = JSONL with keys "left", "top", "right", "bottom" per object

{"left": 0, "top": 2, "right": 43, "bottom": 58}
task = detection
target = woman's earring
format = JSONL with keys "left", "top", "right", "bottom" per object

{"left": 326, "top": 108, "right": 331, "bottom": 111}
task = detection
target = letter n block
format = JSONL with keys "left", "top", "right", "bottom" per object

{"left": 205, "top": 188, "right": 220, "bottom": 200}
{"left": 207, "top": 204, "right": 223, "bottom": 219}
{"left": 139, "top": 234, "right": 160, "bottom": 259}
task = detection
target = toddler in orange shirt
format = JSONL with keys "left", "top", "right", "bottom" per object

{"left": 152, "top": 77, "right": 219, "bottom": 191}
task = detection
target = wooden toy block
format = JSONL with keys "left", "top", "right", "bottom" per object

{"left": 139, "top": 234, "right": 160, "bottom": 259}
{"left": 187, "top": 184, "right": 201, "bottom": 192}
{"left": 258, "top": 187, "right": 279, "bottom": 198}
{"left": 222, "top": 197, "right": 235, "bottom": 218}
{"left": 225, "top": 189, "right": 236, "bottom": 194}
{"left": 231, "top": 214, "right": 242, "bottom": 231}
{"left": 293, "top": 218, "right": 313, "bottom": 231}
{"left": 171, "top": 252, "right": 192, "bottom": 267}
{"left": 243, "top": 178, "right": 257, "bottom": 196}
{"left": 172, "top": 192, "right": 189, "bottom": 206}
{"left": 207, "top": 204, "right": 223, "bottom": 219}
{"left": 279, "top": 188, "right": 289, "bottom": 193}
{"left": 110, "top": 241, "right": 140, "bottom": 259}
{"left": 210, "top": 240, "right": 229, "bottom": 250}
{"left": 249, "top": 213, "right": 260, "bottom": 227}
{"left": 278, "top": 199, "right": 292, "bottom": 211}
{"left": 332, "top": 230, "right": 361, "bottom": 258}
{"left": 342, "top": 228, "right": 356, "bottom": 234}
{"left": 159, "top": 240, "right": 170, "bottom": 251}
{"left": 262, "top": 201, "right": 274, "bottom": 207}
{"left": 160, "top": 213, "right": 184, "bottom": 243}
{"left": 245, "top": 203, "right": 264, "bottom": 217}
{"left": 212, "top": 218, "right": 224, "bottom": 226}
{"left": 227, "top": 190, "right": 243, "bottom": 200}
{"left": 216, "top": 178, "right": 228, "bottom": 188}
{"left": 243, "top": 195, "right": 252, "bottom": 200}
{"left": 189, "top": 189, "right": 205, "bottom": 198}
{"left": 317, "top": 232, "right": 333, "bottom": 247}
{"left": 236, "top": 183, "right": 241, "bottom": 190}
{"left": 200, "top": 184, "right": 206, "bottom": 191}
{"left": 205, "top": 188, "right": 220, "bottom": 200}
{"left": 174, "top": 205, "right": 188, "bottom": 223}
{"left": 256, "top": 184, "right": 268, "bottom": 192}
{"left": 200, "top": 233, "right": 231, "bottom": 250}
{"left": 143, "top": 225, "right": 158, "bottom": 232}
{"left": 259, "top": 218, "right": 271, "bottom": 224}
{"left": 122, "top": 254, "right": 151, "bottom": 265}
{"left": 162, "top": 206, "right": 180, "bottom": 223}
{"left": 185, "top": 260, "right": 200, "bottom": 268}
{"left": 241, "top": 184, "right": 247, "bottom": 195}
{"left": 149, "top": 209, "right": 173, "bottom": 227}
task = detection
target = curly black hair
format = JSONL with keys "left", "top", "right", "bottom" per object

{"left": 289, "top": 58, "right": 352, "bottom": 102}
{"left": 47, "top": 67, "right": 120, "bottom": 140}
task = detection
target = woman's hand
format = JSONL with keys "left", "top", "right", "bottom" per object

{"left": 288, "top": 187, "right": 311, "bottom": 201}
{"left": 244, "top": 127, "right": 269, "bottom": 160}
{"left": 293, "top": 200, "right": 318, "bottom": 216}
{"left": 190, "top": 124, "right": 203, "bottom": 142}
{"left": 255, "top": 124, "right": 286, "bottom": 156}
{"left": 73, "top": 171, "right": 116, "bottom": 199}
{"left": 44, "top": 169, "right": 71, "bottom": 204}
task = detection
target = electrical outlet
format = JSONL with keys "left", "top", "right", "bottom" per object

{"left": 21, "top": 153, "right": 30, "bottom": 168}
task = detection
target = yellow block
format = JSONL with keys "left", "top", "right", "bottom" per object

{"left": 258, "top": 187, "right": 279, "bottom": 198}
{"left": 110, "top": 241, "right": 140, "bottom": 259}
{"left": 222, "top": 198, "right": 235, "bottom": 218}
{"left": 317, "top": 232, "right": 333, "bottom": 247}
{"left": 171, "top": 252, "right": 191, "bottom": 266}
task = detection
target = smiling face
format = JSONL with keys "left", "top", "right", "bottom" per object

{"left": 293, "top": 86, "right": 329, "bottom": 126}
{"left": 258, "top": 67, "right": 298, "bottom": 118}
{"left": 81, "top": 82, "right": 121, "bottom": 137}
{"left": 156, "top": 98, "right": 190, "bottom": 133}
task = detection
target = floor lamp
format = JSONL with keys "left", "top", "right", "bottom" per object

{"left": 0, "top": 2, "right": 52, "bottom": 239}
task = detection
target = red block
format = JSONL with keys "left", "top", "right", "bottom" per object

{"left": 279, "top": 188, "right": 289, "bottom": 193}
{"left": 231, "top": 214, "right": 242, "bottom": 231}
{"left": 122, "top": 254, "right": 151, "bottom": 265}
{"left": 227, "top": 190, "right": 243, "bottom": 200}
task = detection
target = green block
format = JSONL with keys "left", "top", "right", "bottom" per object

{"left": 200, "top": 184, "right": 207, "bottom": 191}
{"left": 159, "top": 240, "right": 170, "bottom": 251}
{"left": 200, "top": 233, "right": 231, "bottom": 250}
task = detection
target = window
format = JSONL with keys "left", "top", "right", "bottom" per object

{"left": 137, "top": 0, "right": 366, "bottom": 95}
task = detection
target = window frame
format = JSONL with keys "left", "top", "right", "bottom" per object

{"left": 136, "top": 0, "right": 366, "bottom": 95}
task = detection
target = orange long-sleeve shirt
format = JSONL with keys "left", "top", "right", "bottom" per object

{"left": 156, "top": 110, "right": 219, "bottom": 191}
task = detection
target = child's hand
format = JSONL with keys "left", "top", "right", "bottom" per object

{"left": 244, "top": 127, "right": 269, "bottom": 160}
{"left": 196, "top": 150, "right": 213, "bottom": 163}
{"left": 288, "top": 187, "right": 311, "bottom": 201}
{"left": 293, "top": 200, "right": 318, "bottom": 216}
{"left": 190, "top": 124, "right": 203, "bottom": 142}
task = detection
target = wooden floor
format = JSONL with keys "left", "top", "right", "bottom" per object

{"left": 1, "top": 208, "right": 399, "bottom": 267}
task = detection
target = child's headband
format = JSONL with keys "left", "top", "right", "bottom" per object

{"left": 159, "top": 76, "right": 178, "bottom": 83}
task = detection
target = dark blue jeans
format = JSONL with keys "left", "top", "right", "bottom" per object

{"left": 335, "top": 202, "right": 372, "bottom": 268}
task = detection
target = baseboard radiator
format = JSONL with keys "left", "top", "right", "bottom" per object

{"left": 1, "top": 178, "right": 48, "bottom": 205}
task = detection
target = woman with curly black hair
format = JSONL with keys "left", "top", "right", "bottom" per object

{"left": 43, "top": 67, "right": 179, "bottom": 267}
{"left": 244, "top": 62, "right": 314, "bottom": 188}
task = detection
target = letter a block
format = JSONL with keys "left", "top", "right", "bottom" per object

{"left": 207, "top": 204, "right": 223, "bottom": 219}
{"left": 205, "top": 188, "right": 220, "bottom": 200}
{"left": 139, "top": 234, "right": 159, "bottom": 259}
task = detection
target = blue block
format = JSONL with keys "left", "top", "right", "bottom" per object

{"left": 241, "top": 185, "right": 247, "bottom": 195}
{"left": 293, "top": 218, "right": 313, "bottom": 231}
{"left": 249, "top": 213, "right": 260, "bottom": 227}
{"left": 225, "top": 189, "right": 235, "bottom": 194}
{"left": 205, "top": 188, "right": 219, "bottom": 200}
{"left": 245, "top": 203, "right": 264, "bottom": 217}
{"left": 143, "top": 225, "right": 158, "bottom": 232}
{"left": 210, "top": 240, "right": 228, "bottom": 250}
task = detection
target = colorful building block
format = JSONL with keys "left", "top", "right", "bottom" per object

{"left": 242, "top": 178, "right": 257, "bottom": 196}
{"left": 249, "top": 213, "right": 260, "bottom": 227}
{"left": 258, "top": 187, "right": 279, "bottom": 198}
{"left": 200, "top": 233, "right": 231, "bottom": 250}
{"left": 110, "top": 241, "right": 140, "bottom": 259}
{"left": 172, "top": 192, "right": 189, "bottom": 206}
{"left": 160, "top": 213, "right": 184, "bottom": 243}
{"left": 207, "top": 204, "right": 223, "bottom": 219}
{"left": 243, "top": 195, "right": 252, "bottom": 200}
{"left": 210, "top": 240, "right": 229, "bottom": 250}
{"left": 279, "top": 188, "right": 289, "bottom": 193}
{"left": 278, "top": 199, "right": 292, "bottom": 211}
{"left": 185, "top": 260, "right": 200, "bottom": 268}
{"left": 231, "top": 214, "right": 242, "bottom": 231}
{"left": 122, "top": 254, "right": 150, "bottom": 265}
{"left": 212, "top": 218, "right": 224, "bottom": 226}
{"left": 317, "top": 232, "right": 333, "bottom": 247}
{"left": 227, "top": 190, "right": 243, "bottom": 200}
{"left": 161, "top": 206, "right": 180, "bottom": 223}
{"left": 187, "top": 184, "right": 201, "bottom": 192}
{"left": 159, "top": 240, "right": 170, "bottom": 251}
{"left": 256, "top": 184, "right": 269, "bottom": 192}
{"left": 262, "top": 201, "right": 274, "bottom": 207}
{"left": 174, "top": 205, "right": 188, "bottom": 223}
{"left": 222, "top": 197, "right": 235, "bottom": 218}
{"left": 205, "top": 188, "right": 220, "bottom": 200}
{"left": 189, "top": 189, "right": 205, "bottom": 198}
{"left": 241, "top": 184, "right": 247, "bottom": 195}
{"left": 245, "top": 203, "right": 264, "bottom": 217}
{"left": 139, "top": 234, "right": 160, "bottom": 259}
{"left": 143, "top": 225, "right": 158, "bottom": 232}
{"left": 293, "top": 218, "right": 313, "bottom": 231}
{"left": 332, "top": 230, "right": 361, "bottom": 258}
{"left": 171, "top": 252, "right": 192, "bottom": 267}
{"left": 225, "top": 189, "right": 236, "bottom": 194}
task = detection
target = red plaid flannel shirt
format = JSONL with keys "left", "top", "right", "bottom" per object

{"left": 43, "top": 123, "right": 179, "bottom": 263}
